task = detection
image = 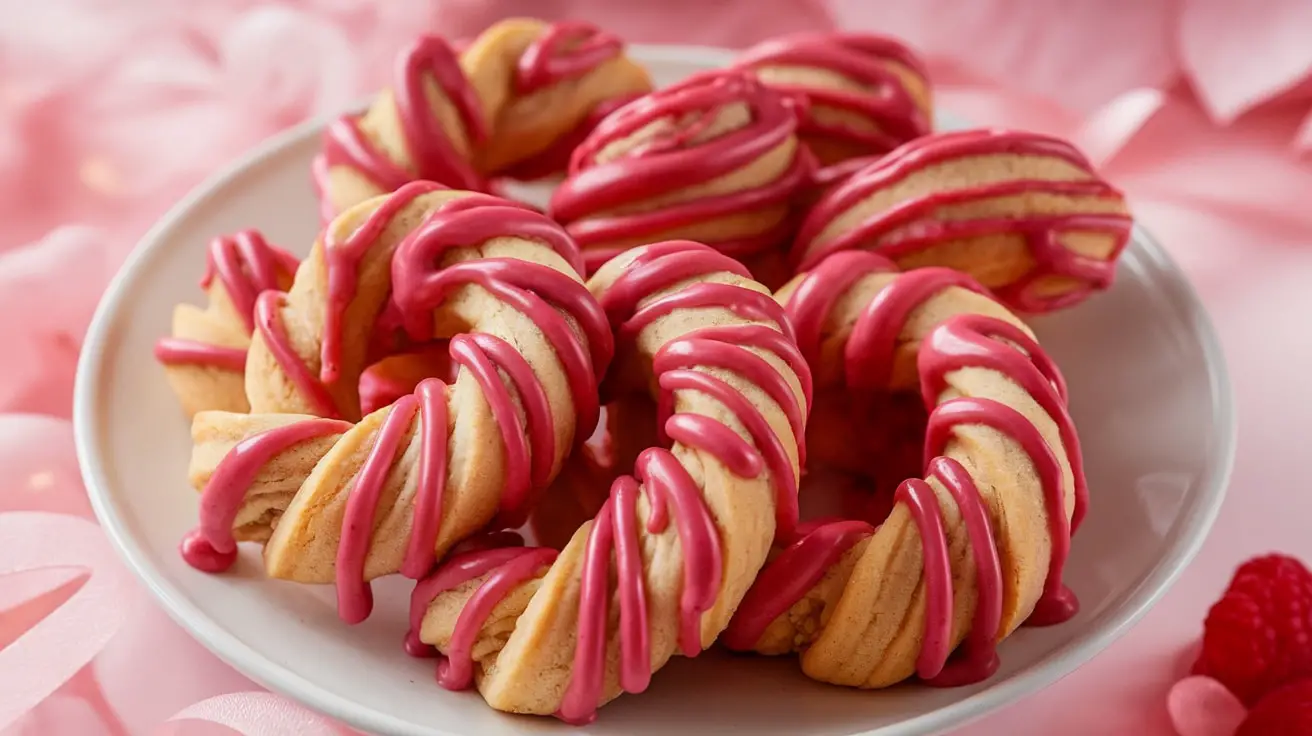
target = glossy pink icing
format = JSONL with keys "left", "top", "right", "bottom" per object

{"left": 409, "top": 240, "right": 810, "bottom": 723}
{"left": 548, "top": 71, "right": 814, "bottom": 269}
{"left": 153, "top": 230, "right": 298, "bottom": 371}
{"left": 734, "top": 32, "right": 930, "bottom": 159}
{"left": 153, "top": 339, "right": 247, "bottom": 372}
{"left": 314, "top": 36, "right": 487, "bottom": 219}
{"left": 724, "top": 249, "right": 1083, "bottom": 684}
{"left": 180, "top": 417, "right": 351, "bottom": 573}
{"left": 515, "top": 21, "right": 623, "bottom": 94}
{"left": 792, "top": 129, "right": 1134, "bottom": 313}
{"left": 185, "top": 185, "right": 614, "bottom": 623}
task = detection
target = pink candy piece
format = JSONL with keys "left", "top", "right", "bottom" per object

{"left": 1168, "top": 676, "right": 1247, "bottom": 736}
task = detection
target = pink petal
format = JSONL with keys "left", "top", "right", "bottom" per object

{"left": 0, "top": 227, "right": 108, "bottom": 416}
{"left": 431, "top": 0, "right": 832, "bottom": 46}
{"left": 1297, "top": 109, "right": 1312, "bottom": 154}
{"left": 936, "top": 81, "right": 1082, "bottom": 136}
{"left": 0, "top": 0, "right": 161, "bottom": 98}
{"left": 827, "top": 0, "right": 1178, "bottom": 112}
{"left": 166, "top": 692, "right": 351, "bottom": 736}
{"left": 94, "top": 587, "right": 255, "bottom": 735}
{"left": 1168, "top": 676, "right": 1247, "bottom": 736}
{"left": 0, "top": 695, "right": 113, "bottom": 736}
{"left": 1104, "top": 90, "right": 1312, "bottom": 230}
{"left": 1074, "top": 88, "right": 1168, "bottom": 168}
{"left": 0, "top": 415, "right": 91, "bottom": 518}
{"left": 1179, "top": 0, "right": 1312, "bottom": 122}
{"left": 218, "top": 6, "right": 362, "bottom": 123}
{"left": 0, "top": 513, "right": 131, "bottom": 731}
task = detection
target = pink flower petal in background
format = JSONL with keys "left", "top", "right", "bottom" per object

{"left": 94, "top": 587, "right": 255, "bottom": 735}
{"left": 217, "top": 5, "right": 362, "bottom": 126}
{"left": 0, "top": 416, "right": 91, "bottom": 518}
{"left": 828, "top": 0, "right": 1179, "bottom": 113}
{"left": 165, "top": 692, "right": 354, "bottom": 736}
{"left": 1297, "top": 111, "right": 1312, "bottom": 154}
{"left": 1179, "top": 0, "right": 1312, "bottom": 123}
{"left": 1074, "top": 88, "right": 1168, "bottom": 167}
{"left": 0, "top": 695, "right": 112, "bottom": 736}
{"left": 1103, "top": 90, "right": 1312, "bottom": 232}
{"left": 430, "top": 0, "right": 833, "bottom": 46}
{"left": 0, "top": 227, "right": 108, "bottom": 416}
{"left": 0, "top": 512, "right": 130, "bottom": 731}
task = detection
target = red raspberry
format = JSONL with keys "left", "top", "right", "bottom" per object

{"left": 1236, "top": 679, "right": 1312, "bottom": 736}
{"left": 1193, "top": 554, "right": 1312, "bottom": 705}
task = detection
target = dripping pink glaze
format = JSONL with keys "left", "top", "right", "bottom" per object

{"left": 403, "top": 545, "right": 550, "bottom": 660}
{"left": 792, "top": 129, "right": 1135, "bottom": 313}
{"left": 721, "top": 520, "right": 873, "bottom": 651}
{"left": 834, "top": 257, "right": 1079, "bottom": 624}
{"left": 409, "top": 241, "right": 806, "bottom": 724}
{"left": 321, "top": 183, "right": 586, "bottom": 384}
{"left": 919, "top": 313, "right": 1088, "bottom": 533}
{"left": 515, "top": 21, "right": 623, "bottom": 94}
{"left": 153, "top": 339, "right": 246, "bottom": 372}
{"left": 921, "top": 456, "right": 1003, "bottom": 687}
{"left": 154, "top": 230, "right": 298, "bottom": 371}
{"left": 602, "top": 240, "right": 807, "bottom": 537}
{"left": 725, "top": 252, "right": 1082, "bottom": 682}
{"left": 199, "top": 230, "right": 300, "bottom": 331}
{"left": 253, "top": 291, "right": 341, "bottom": 419}
{"left": 734, "top": 32, "right": 930, "bottom": 156}
{"left": 337, "top": 394, "right": 421, "bottom": 624}
{"left": 548, "top": 71, "right": 813, "bottom": 263}
{"left": 558, "top": 448, "right": 724, "bottom": 725}
{"left": 314, "top": 36, "right": 486, "bottom": 216}
{"left": 180, "top": 418, "right": 351, "bottom": 573}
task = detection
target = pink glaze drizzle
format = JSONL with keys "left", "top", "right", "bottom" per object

{"left": 793, "top": 129, "right": 1134, "bottom": 313}
{"left": 548, "top": 71, "right": 813, "bottom": 266}
{"left": 154, "top": 230, "right": 298, "bottom": 371}
{"left": 409, "top": 241, "right": 809, "bottom": 724}
{"left": 725, "top": 250, "right": 1082, "bottom": 685}
{"left": 515, "top": 21, "right": 623, "bottom": 94}
{"left": 180, "top": 418, "right": 351, "bottom": 573}
{"left": 734, "top": 32, "right": 930, "bottom": 157}
{"left": 314, "top": 36, "right": 487, "bottom": 217}
{"left": 721, "top": 520, "right": 873, "bottom": 650}
{"left": 153, "top": 339, "right": 247, "bottom": 372}
{"left": 253, "top": 290, "right": 341, "bottom": 418}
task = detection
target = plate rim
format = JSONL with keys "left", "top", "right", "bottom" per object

{"left": 72, "top": 42, "right": 1236, "bottom": 736}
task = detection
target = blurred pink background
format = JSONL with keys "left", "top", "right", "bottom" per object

{"left": 3, "top": 0, "right": 1312, "bottom": 733}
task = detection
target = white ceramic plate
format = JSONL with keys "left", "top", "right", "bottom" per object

{"left": 74, "top": 45, "right": 1235, "bottom": 736}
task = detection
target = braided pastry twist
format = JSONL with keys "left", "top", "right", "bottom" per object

{"left": 792, "top": 128, "right": 1134, "bottom": 313}
{"left": 732, "top": 32, "right": 933, "bottom": 189}
{"left": 154, "top": 230, "right": 299, "bottom": 417}
{"left": 722, "top": 249, "right": 1087, "bottom": 688}
{"left": 181, "top": 183, "right": 614, "bottom": 625}
{"left": 548, "top": 70, "right": 814, "bottom": 278}
{"left": 406, "top": 241, "right": 812, "bottom": 723}
{"left": 315, "top": 18, "right": 652, "bottom": 220}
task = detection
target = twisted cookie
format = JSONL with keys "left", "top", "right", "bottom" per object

{"left": 181, "top": 183, "right": 614, "bottom": 624}
{"left": 733, "top": 32, "right": 932, "bottom": 188}
{"left": 548, "top": 70, "right": 815, "bottom": 276}
{"left": 723, "top": 250, "right": 1086, "bottom": 688}
{"left": 154, "top": 230, "right": 299, "bottom": 417}
{"left": 406, "top": 241, "right": 812, "bottom": 723}
{"left": 793, "top": 128, "right": 1134, "bottom": 313}
{"left": 315, "top": 18, "right": 652, "bottom": 220}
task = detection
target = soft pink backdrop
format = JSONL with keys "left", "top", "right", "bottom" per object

{"left": 3, "top": 0, "right": 1311, "bottom": 733}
